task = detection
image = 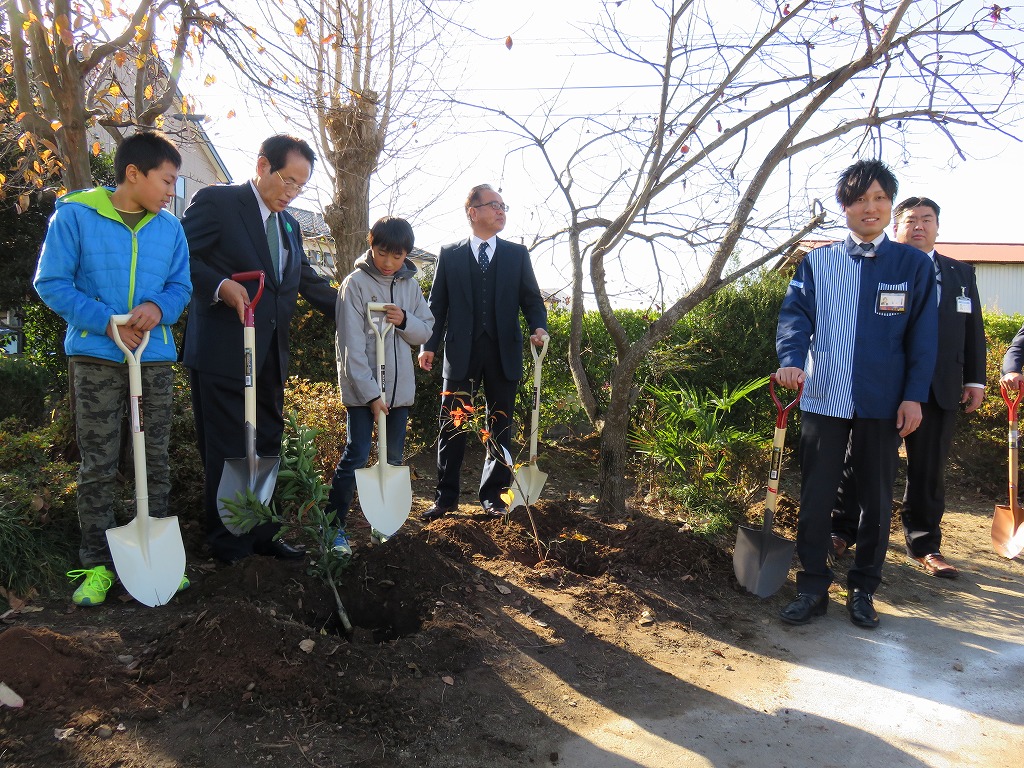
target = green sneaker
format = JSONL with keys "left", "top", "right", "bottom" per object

{"left": 178, "top": 574, "right": 190, "bottom": 592}
{"left": 68, "top": 565, "right": 116, "bottom": 606}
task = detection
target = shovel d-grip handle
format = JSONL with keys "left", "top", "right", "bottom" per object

{"left": 231, "top": 271, "right": 266, "bottom": 327}
{"left": 1001, "top": 382, "right": 1024, "bottom": 422}
{"left": 769, "top": 374, "right": 803, "bottom": 428}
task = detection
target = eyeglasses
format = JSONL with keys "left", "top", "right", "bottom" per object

{"left": 471, "top": 201, "right": 509, "bottom": 212}
{"left": 275, "top": 171, "right": 306, "bottom": 196}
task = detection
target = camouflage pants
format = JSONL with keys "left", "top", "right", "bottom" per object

{"left": 74, "top": 362, "right": 174, "bottom": 566}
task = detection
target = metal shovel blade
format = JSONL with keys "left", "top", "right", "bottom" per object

{"left": 733, "top": 524, "right": 796, "bottom": 598}
{"left": 992, "top": 504, "right": 1024, "bottom": 559}
{"left": 106, "top": 515, "right": 186, "bottom": 608}
{"left": 217, "top": 422, "right": 281, "bottom": 535}
{"left": 512, "top": 462, "right": 548, "bottom": 509}
{"left": 356, "top": 461, "right": 412, "bottom": 538}
{"left": 106, "top": 316, "right": 185, "bottom": 608}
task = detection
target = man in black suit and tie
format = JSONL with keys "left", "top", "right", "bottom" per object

{"left": 418, "top": 184, "right": 548, "bottom": 519}
{"left": 181, "top": 134, "right": 338, "bottom": 563}
{"left": 832, "top": 197, "right": 985, "bottom": 578}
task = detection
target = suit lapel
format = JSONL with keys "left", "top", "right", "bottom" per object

{"left": 238, "top": 184, "right": 279, "bottom": 285}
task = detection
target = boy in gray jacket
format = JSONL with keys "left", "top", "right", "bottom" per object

{"left": 327, "top": 217, "right": 434, "bottom": 554}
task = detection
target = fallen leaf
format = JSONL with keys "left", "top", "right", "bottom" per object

{"left": 496, "top": 585, "right": 512, "bottom": 595}
{"left": 441, "top": 675, "right": 455, "bottom": 686}
{"left": 299, "top": 639, "right": 316, "bottom": 654}
{"left": 712, "top": 649, "right": 726, "bottom": 658}
{"left": 0, "top": 682, "right": 24, "bottom": 708}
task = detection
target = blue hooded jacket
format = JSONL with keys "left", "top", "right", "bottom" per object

{"left": 33, "top": 187, "right": 192, "bottom": 363}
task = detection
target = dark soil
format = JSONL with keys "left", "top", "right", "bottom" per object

{"left": 1, "top": 437, "right": 1002, "bottom": 767}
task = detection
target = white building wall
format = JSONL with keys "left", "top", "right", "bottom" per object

{"left": 976, "top": 264, "right": 1024, "bottom": 316}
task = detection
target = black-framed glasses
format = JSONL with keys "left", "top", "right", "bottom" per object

{"left": 275, "top": 171, "right": 306, "bottom": 196}
{"left": 472, "top": 201, "right": 509, "bottom": 212}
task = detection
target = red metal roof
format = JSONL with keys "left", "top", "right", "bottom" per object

{"left": 783, "top": 240, "right": 1024, "bottom": 266}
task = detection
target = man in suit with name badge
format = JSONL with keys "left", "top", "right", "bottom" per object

{"left": 831, "top": 198, "right": 985, "bottom": 579}
{"left": 775, "top": 159, "right": 937, "bottom": 630}
{"left": 418, "top": 185, "right": 548, "bottom": 520}
{"left": 182, "top": 134, "right": 338, "bottom": 564}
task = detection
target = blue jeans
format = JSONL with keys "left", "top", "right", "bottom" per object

{"left": 326, "top": 406, "right": 409, "bottom": 527}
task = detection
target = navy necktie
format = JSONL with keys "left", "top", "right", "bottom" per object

{"left": 850, "top": 241, "right": 875, "bottom": 261}
{"left": 478, "top": 241, "right": 490, "bottom": 271}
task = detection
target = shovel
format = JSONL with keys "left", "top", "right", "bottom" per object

{"left": 217, "top": 271, "right": 280, "bottom": 535}
{"left": 993, "top": 383, "right": 1024, "bottom": 558}
{"left": 734, "top": 375, "right": 802, "bottom": 598}
{"left": 105, "top": 316, "right": 186, "bottom": 607}
{"left": 354, "top": 302, "right": 412, "bottom": 538}
{"left": 512, "top": 334, "right": 550, "bottom": 509}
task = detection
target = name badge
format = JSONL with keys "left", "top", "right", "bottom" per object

{"left": 877, "top": 289, "right": 907, "bottom": 313}
{"left": 956, "top": 294, "right": 972, "bottom": 314}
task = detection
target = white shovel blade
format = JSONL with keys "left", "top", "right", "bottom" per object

{"left": 512, "top": 463, "right": 548, "bottom": 509}
{"left": 355, "top": 462, "right": 412, "bottom": 537}
{"left": 106, "top": 516, "right": 186, "bottom": 607}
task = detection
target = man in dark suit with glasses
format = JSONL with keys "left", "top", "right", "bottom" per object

{"left": 418, "top": 184, "right": 548, "bottom": 520}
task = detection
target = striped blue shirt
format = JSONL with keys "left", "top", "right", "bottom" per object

{"left": 777, "top": 233, "right": 936, "bottom": 420}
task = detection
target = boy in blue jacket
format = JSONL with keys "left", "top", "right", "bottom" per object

{"left": 34, "top": 131, "right": 193, "bottom": 606}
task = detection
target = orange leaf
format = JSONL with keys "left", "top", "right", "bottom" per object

{"left": 226, "top": 110, "right": 236, "bottom": 119}
{"left": 114, "top": 50, "right": 127, "bottom": 68}
{"left": 321, "top": 33, "right": 335, "bottom": 45}
{"left": 294, "top": 17, "right": 308, "bottom": 35}
{"left": 92, "top": 141, "right": 101, "bottom": 156}
{"left": 505, "top": 35, "right": 513, "bottom": 50}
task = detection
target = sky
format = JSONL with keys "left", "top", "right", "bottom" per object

{"left": 185, "top": 0, "right": 1024, "bottom": 304}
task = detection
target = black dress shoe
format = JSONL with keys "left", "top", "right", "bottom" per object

{"left": 421, "top": 504, "right": 455, "bottom": 522}
{"left": 480, "top": 503, "right": 509, "bottom": 518}
{"left": 780, "top": 593, "right": 829, "bottom": 625}
{"left": 847, "top": 588, "right": 879, "bottom": 628}
{"left": 263, "top": 539, "right": 306, "bottom": 560}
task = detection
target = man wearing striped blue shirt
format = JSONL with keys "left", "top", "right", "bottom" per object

{"left": 775, "top": 159, "right": 938, "bottom": 629}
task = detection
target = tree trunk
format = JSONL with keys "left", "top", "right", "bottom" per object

{"left": 323, "top": 95, "right": 383, "bottom": 280}
{"left": 596, "top": 364, "right": 634, "bottom": 513}
{"left": 566, "top": 229, "right": 600, "bottom": 429}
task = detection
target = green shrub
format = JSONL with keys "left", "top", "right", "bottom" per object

{"left": 0, "top": 355, "right": 52, "bottom": 426}
{"left": 283, "top": 377, "right": 348, "bottom": 477}
{"left": 950, "top": 312, "right": 1024, "bottom": 492}
{"left": 20, "top": 300, "right": 69, "bottom": 392}
{"left": 289, "top": 296, "right": 338, "bottom": 384}
{"left": 0, "top": 419, "right": 79, "bottom": 600}
{"left": 632, "top": 376, "right": 769, "bottom": 533}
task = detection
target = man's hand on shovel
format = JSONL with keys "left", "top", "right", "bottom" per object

{"left": 774, "top": 366, "right": 805, "bottom": 390}
{"left": 218, "top": 279, "right": 252, "bottom": 324}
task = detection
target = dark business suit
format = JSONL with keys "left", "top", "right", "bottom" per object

{"left": 424, "top": 237, "right": 547, "bottom": 508}
{"left": 181, "top": 182, "right": 336, "bottom": 560}
{"left": 834, "top": 252, "right": 985, "bottom": 557}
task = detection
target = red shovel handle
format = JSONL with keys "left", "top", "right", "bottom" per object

{"left": 230, "top": 271, "right": 265, "bottom": 327}
{"left": 1001, "top": 382, "right": 1024, "bottom": 420}
{"left": 769, "top": 374, "right": 803, "bottom": 428}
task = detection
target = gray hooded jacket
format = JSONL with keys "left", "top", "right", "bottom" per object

{"left": 336, "top": 251, "right": 434, "bottom": 408}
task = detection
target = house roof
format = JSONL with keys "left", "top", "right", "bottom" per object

{"left": 775, "top": 240, "right": 1024, "bottom": 271}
